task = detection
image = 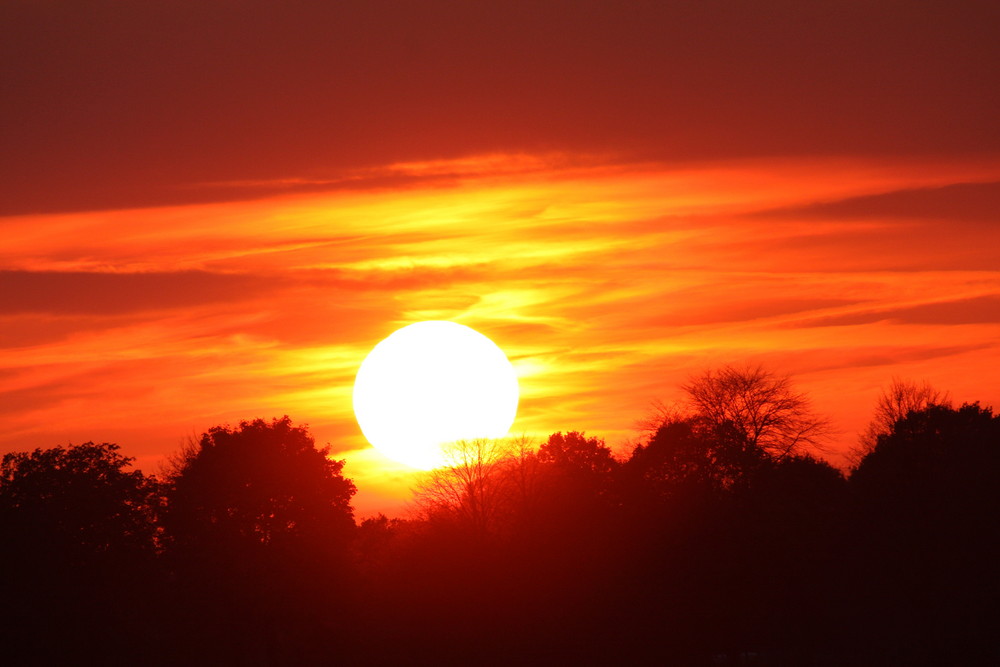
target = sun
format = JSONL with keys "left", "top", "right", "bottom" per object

{"left": 352, "top": 321, "right": 519, "bottom": 469}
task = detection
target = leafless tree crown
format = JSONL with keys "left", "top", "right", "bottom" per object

{"left": 411, "top": 437, "right": 538, "bottom": 535}
{"left": 679, "top": 364, "right": 832, "bottom": 460}
{"left": 848, "top": 377, "right": 951, "bottom": 468}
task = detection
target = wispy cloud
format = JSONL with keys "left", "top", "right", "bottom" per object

{"left": 2, "top": 154, "right": 999, "bottom": 515}
{"left": 0, "top": 270, "right": 281, "bottom": 315}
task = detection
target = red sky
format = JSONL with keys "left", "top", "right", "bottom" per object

{"left": 2, "top": 1, "right": 998, "bottom": 516}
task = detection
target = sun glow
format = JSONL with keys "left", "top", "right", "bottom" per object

{"left": 352, "top": 321, "right": 519, "bottom": 469}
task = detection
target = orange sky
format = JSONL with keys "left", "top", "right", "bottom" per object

{"left": 3, "top": 2, "right": 999, "bottom": 516}
{"left": 3, "top": 155, "right": 999, "bottom": 515}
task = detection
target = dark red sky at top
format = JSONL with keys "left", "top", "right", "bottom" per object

{"left": 2, "top": 1, "right": 999, "bottom": 516}
{"left": 3, "top": 1, "right": 998, "bottom": 214}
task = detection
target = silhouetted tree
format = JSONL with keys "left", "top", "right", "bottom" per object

{"left": 850, "top": 403, "right": 1000, "bottom": 663}
{"left": 532, "top": 431, "right": 618, "bottom": 521}
{"left": 504, "top": 435, "right": 545, "bottom": 526}
{"left": 681, "top": 364, "right": 831, "bottom": 460}
{"left": 616, "top": 410, "right": 853, "bottom": 664}
{"left": 353, "top": 513, "right": 411, "bottom": 575}
{"left": 12, "top": 387, "right": 1000, "bottom": 665}
{"left": 625, "top": 416, "right": 766, "bottom": 501}
{"left": 0, "top": 442, "right": 159, "bottom": 557}
{"left": 164, "top": 416, "right": 355, "bottom": 551}
{"left": 847, "top": 377, "right": 950, "bottom": 468}
{"left": 538, "top": 430, "right": 616, "bottom": 474}
{"left": 852, "top": 402, "right": 998, "bottom": 512}
{"left": 412, "top": 437, "right": 521, "bottom": 535}
{"left": 727, "top": 454, "right": 849, "bottom": 654}
{"left": 512, "top": 431, "right": 626, "bottom": 658}
{"left": 162, "top": 417, "right": 357, "bottom": 664}
{"left": 360, "top": 437, "right": 550, "bottom": 663}
{"left": 0, "top": 442, "right": 162, "bottom": 664}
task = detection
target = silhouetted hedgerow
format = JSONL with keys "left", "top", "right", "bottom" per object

{"left": 1, "top": 388, "right": 998, "bottom": 665}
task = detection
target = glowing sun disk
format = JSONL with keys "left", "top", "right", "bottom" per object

{"left": 352, "top": 321, "right": 519, "bottom": 469}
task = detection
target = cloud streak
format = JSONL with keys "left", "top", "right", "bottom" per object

{"left": 2, "top": 155, "right": 999, "bottom": 515}
{"left": 0, "top": 270, "right": 280, "bottom": 315}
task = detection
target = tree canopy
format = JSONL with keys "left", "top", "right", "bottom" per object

{"left": 0, "top": 441, "right": 159, "bottom": 558}
{"left": 680, "top": 364, "right": 831, "bottom": 460}
{"left": 2, "top": 374, "right": 999, "bottom": 665}
{"left": 164, "top": 416, "right": 356, "bottom": 553}
{"left": 0, "top": 442, "right": 163, "bottom": 665}
{"left": 848, "top": 377, "right": 951, "bottom": 467}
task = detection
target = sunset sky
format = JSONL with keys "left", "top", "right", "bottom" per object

{"left": 3, "top": 1, "right": 998, "bottom": 516}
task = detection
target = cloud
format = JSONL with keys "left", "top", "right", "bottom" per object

{"left": 0, "top": 379, "right": 73, "bottom": 420}
{"left": 751, "top": 181, "right": 1000, "bottom": 223}
{"left": 0, "top": 313, "right": 139, "bottom": 349}
{"left": 799, "top": 295, "right": 1000, "bottom": 328}
{"left": 636, "top": 297, "right": 865, "bottom": 328}
{"left": 0, "top": 270, "right": 281, "bottom": 315}
{"left": 2, "top": 156, "right": 1000, "bottom": 513}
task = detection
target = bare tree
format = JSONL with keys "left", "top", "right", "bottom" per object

{"left": 411, "top": 438, "right": 522, "bottom": 535}
{"left": 635, "top": 398, "right": 688, "bottom": 436}
{"left": 847, "top": 378, "right": 951, "bottom": 468}
{"left": 680, "top": 364, "right": 832, "bottom": 460}
{"left": 503, "top": 435, "right": 544, "bottom": 523}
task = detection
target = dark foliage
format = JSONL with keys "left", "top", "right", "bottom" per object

{"left": 0, "top": 443, "right": 163, "bottom": 665}
{"left": 1, "top": 442, "right": 159, "bottom": 556}
{"left": 848, "top": 377, "right": 950, "bottom": 467}
{"left": 161, "top": 416, "right": 358, "bottom": 664}
{"left": 2, "top": 398, "right": 998, "bottom": 665}
{"left": 625, "top": 416, "right": 766, "bottom": 501}
{"left": 849, "top": 403, "right": 1000, "bottom": 664}
{"left": 163, "top": 416, "right": 356, "bottom": 553}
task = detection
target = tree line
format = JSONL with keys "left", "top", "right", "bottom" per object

{"left": 1, "top": 367, "right": 997, "bottom": 665}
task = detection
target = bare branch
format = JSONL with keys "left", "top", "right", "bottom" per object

{"left": 411, "top": 437, "right": 535, "bottom": 536}
{"left": 635, "top": 398, "right": 690, "bottom": 435}
{"left": 679, "top": 364, "right": 832, "bottom": 461}
{"left": 847, "top": 378, "right": 951, "bottom": 468}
